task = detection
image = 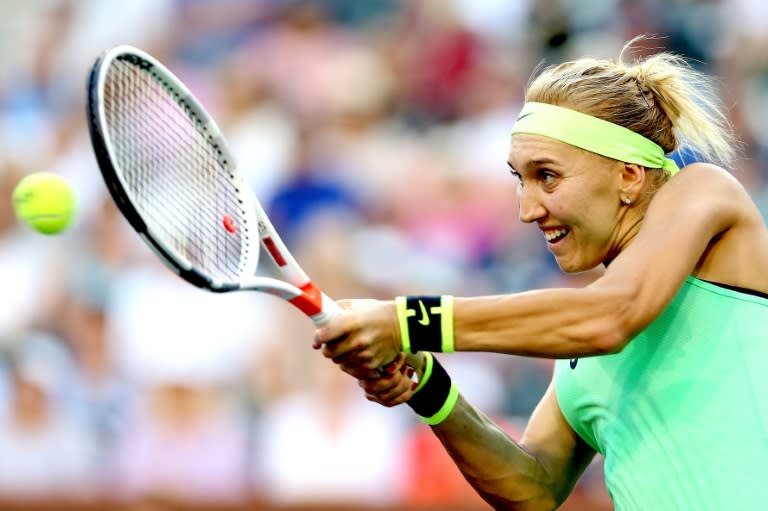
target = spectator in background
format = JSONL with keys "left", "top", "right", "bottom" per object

{"left": 3, "top": 1, "right": 768, "bottom": 510}
{"left": 252, "top": 345, "right": 409, "bottom": 507}
{"left": 106, "top": 265, "right": 255, "bottom": 506}
{"left": 0, "top": 333, "right": 100, "bottom": 501}
{"left": 111, "top": 377, "right": 250, "bottom": 506}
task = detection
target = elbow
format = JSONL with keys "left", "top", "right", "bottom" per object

{"left": 590, "top": 325, "right": 628, "bottom": 355}
{"left": 478, "top": 489, "right": 558, "bottom": 511}
{"left": 587, "top": 297, "right": 636, "bottom": 355}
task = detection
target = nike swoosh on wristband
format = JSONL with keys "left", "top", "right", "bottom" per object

{"left": 417, "top": 300, "right": 430, "bottom": 325}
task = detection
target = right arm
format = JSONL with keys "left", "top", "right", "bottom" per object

{"left": 362, "top": 358, "right": 596, "bottom": 511}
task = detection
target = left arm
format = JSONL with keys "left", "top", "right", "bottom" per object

{"left": 317, "top": 164, "right": 747, "bottom": 367}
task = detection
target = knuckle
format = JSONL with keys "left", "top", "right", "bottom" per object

{"left": 337, "top": 299, "right": 353, "bottom": 310}
{"left": 354, "top": 332, "right": 372, "bottom": 350}
{"left": 355, "top": 338, "right": 369, "bottom": 351}
{"left": 395, "top": 395, "right": 410, "bottom": 406}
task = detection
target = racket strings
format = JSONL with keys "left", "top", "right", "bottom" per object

{"left": 115, "top": 85, "right": 227, "bottom": 267}
{"left": 103, "top": 58, "right": 252, "bottom": 281}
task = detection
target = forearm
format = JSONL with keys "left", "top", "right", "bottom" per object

{"left": 430, "top": 396, "right": 558, "bottom": 511}
{"left": 453, "top": 286, "right": 631, "bottom": 357}
{"left": 404, "top": 353, "right": 561, "bottom": 510}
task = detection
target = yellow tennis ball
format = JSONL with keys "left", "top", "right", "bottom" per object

{"left": 12, "top": 172, "right": 78, "bottom": 235}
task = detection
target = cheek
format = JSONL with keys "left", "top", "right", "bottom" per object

{"left": 544, "top": 195, "right": 574, "bottom": 222}
{"left": 551, "top": 196, "right": 613, "bottom": 243}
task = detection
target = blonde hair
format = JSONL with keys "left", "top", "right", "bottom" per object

{"left": 525, "top": 38, "right": 738, "bottom": 168}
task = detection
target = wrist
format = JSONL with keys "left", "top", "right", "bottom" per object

{"left": 406, "top": 353, "right": 459, "bottom": 426}
{"left": 404, "top": 352, "right": 427, "bottom": 382}
{"left": 395, "top": 295, "right": 455, "bottom": 354}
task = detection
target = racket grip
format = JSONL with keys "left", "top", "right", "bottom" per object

{"left": 308, "top": 292, "right": 344, "bottom": 327}
{"left": 310, "top": 294, "right": 418, "bottom": 384}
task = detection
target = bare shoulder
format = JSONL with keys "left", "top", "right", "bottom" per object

{"left": 652, "top": 162, "right": 757, "bottom": 222}
{"left": 672, "top": 162, "right": 743, "bottom": 191}
{"left": 672, "top": 162, "right": 750, "bottom": 197}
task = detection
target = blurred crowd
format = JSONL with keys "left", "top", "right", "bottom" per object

{"left": 1, "top": 1, "right": 767, "bottom": 510}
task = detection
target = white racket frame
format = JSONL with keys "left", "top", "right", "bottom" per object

{"left": 87, "top": 45, "right": 341, "bottom": 326}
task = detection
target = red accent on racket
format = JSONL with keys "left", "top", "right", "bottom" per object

{"left": 223, "top": 215, "right": 237, "bottom": 233}
{"left": 262, "top": 236, "right": 287, "bottom": 267}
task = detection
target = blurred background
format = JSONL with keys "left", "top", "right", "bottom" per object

{"left": 1, "top": 1, "right": 767, "bottom": 510}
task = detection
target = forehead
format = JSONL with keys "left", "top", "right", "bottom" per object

{"left": 507, "top": 134, "right": 580, "bottom": 168}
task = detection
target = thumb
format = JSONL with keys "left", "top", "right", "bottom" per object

{"left": 313, "top": 310, "right": 351, "bottom": 345}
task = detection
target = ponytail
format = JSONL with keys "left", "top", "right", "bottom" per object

{"left": 525, "top": 36, "right": 738, "bottom": 168}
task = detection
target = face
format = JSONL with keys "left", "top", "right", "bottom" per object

{"left": 507, "top": 134, "right": 629, "bottom": 273}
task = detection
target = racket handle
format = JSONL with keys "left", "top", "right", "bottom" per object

{"left": 310, "top": 293, "right": 417, "bottom": 383}
{"left": 308, "top": 292, "right": 344, "bottom": 327}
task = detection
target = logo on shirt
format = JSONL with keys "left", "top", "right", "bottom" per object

{"left": 569, "top": 358, "right": 578, "bottom": 369}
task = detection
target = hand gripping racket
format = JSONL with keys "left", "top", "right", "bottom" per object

{"left": 85, "top": 45, "right": 341, "bottom": 327}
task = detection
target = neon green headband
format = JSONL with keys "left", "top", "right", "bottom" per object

{"left": 511, "top": 102, "right": 679, "bottom": 175}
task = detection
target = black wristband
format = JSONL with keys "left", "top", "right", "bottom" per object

{"left": 395, "top": 295, "right": 455, "bottom": 353}
{"left": 407, "top": 353, "right": 458, "bottom": 425}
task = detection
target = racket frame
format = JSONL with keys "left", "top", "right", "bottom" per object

{"left": 86, "top": 45, "right": 340, "bottom": 325}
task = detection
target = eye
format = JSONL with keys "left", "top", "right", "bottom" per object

{"left": 538, "top": 169, "right": 558, "bottom": 185}
{"left": 509, "top": 169, "right": 523, "bottom": 187}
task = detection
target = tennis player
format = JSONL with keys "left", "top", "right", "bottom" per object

{"left": 315, "top": 42, "right": 768, "bottom": 510}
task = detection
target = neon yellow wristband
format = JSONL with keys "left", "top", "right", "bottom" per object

{"left": 420, "top": 383, "right": 459, "bottom": 426}
{"left": 413, "top": 352, "right": 434, "bottom": 394}
{"left": 395, "top": 296, "right": 411, "bottom": 353}
{"left": 440, "top": 295, "right": 455, "bottom": 352}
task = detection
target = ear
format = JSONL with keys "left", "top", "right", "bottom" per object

{"left": 619, "top": 163, "right": 646, "bottom": 204}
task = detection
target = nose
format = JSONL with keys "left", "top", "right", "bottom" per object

{"left": 517, "top": 186, "right": 547, "bottom": 224}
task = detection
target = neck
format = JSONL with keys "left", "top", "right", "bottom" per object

{"left": 604, "top": 210, "right": 645, "bottom": 267}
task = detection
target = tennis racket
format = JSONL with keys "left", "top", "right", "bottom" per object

{"left": 85, "top": 45, "right": 341, "bottom": 327}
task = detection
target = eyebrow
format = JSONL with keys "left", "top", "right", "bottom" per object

{"left": 507, "top": 158, "right": 558, "bottom": 172}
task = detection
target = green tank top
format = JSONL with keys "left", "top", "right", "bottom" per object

{"left": 555, "top": 276, "right": 768, "bottom": 510}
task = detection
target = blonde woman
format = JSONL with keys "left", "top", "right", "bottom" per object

{"left": 315, "top": 42, "right": 768, "bottom": 510}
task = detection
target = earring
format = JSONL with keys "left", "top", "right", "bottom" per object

{"left": 622, "top": 197, "right": 632, "bottom": 205}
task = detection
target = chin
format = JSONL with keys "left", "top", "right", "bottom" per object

{"left": 554, "top": 257, "right": 599, "bottom": 274}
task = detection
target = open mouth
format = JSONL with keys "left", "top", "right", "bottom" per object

{"left": 544, "top": 228, "right": 569, "bottom": 244}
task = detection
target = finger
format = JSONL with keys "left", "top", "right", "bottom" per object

{"left": 359, "top": 373, "right": 401, "bottom": 395}
{"left": 329, "top": 344, "right": 369, "bottom": 367}
{"left": 360, "top": 369, "right": 415, "bottom": 401}
{"left": 364, "top": 379, "right": 414, "bottom": 407}
{"left": 347, "top": 346, "right": 399, "bottom": 373}
{"left": 360, "top": 366, "right": 416, "bottom": 406}
{"left": 330, "top": 344, "right": 393, "bottom": 373}
{"left": 338, "top": 360, "right": 408, "bottom": 382}
{"left": 364, "top": 392, "right": 396, "bottom": 407}
{"left": 385, "top": 374, "right": 417, "bottom": 404}
{"left": 381, "top": 352, "right": 405, "bottom": 375}
{"left": 320, "top": 336, "right": 348, "bottom": 358}
{"left": 380, "top": 358, "right": 417, "bottom": 385}
{"left": 323, "top": 337, "right": 376, "bottom": 364}
{"left": 313, "top": 306, "right": 354, "bottom": 345}
{"left": 340, "top": 364, "right": 380, "bottom": 380}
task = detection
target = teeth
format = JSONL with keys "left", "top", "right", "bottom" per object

{"left": 544, "top": 228, "right": 568, "bottom": 242}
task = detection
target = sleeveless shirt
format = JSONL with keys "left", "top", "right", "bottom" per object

{"left": 555, "top": 276, "right": 768, "bottom": 510}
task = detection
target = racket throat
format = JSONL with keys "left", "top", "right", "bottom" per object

{"left": 289, "top": 282, "right": 324, "bottom": 317}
